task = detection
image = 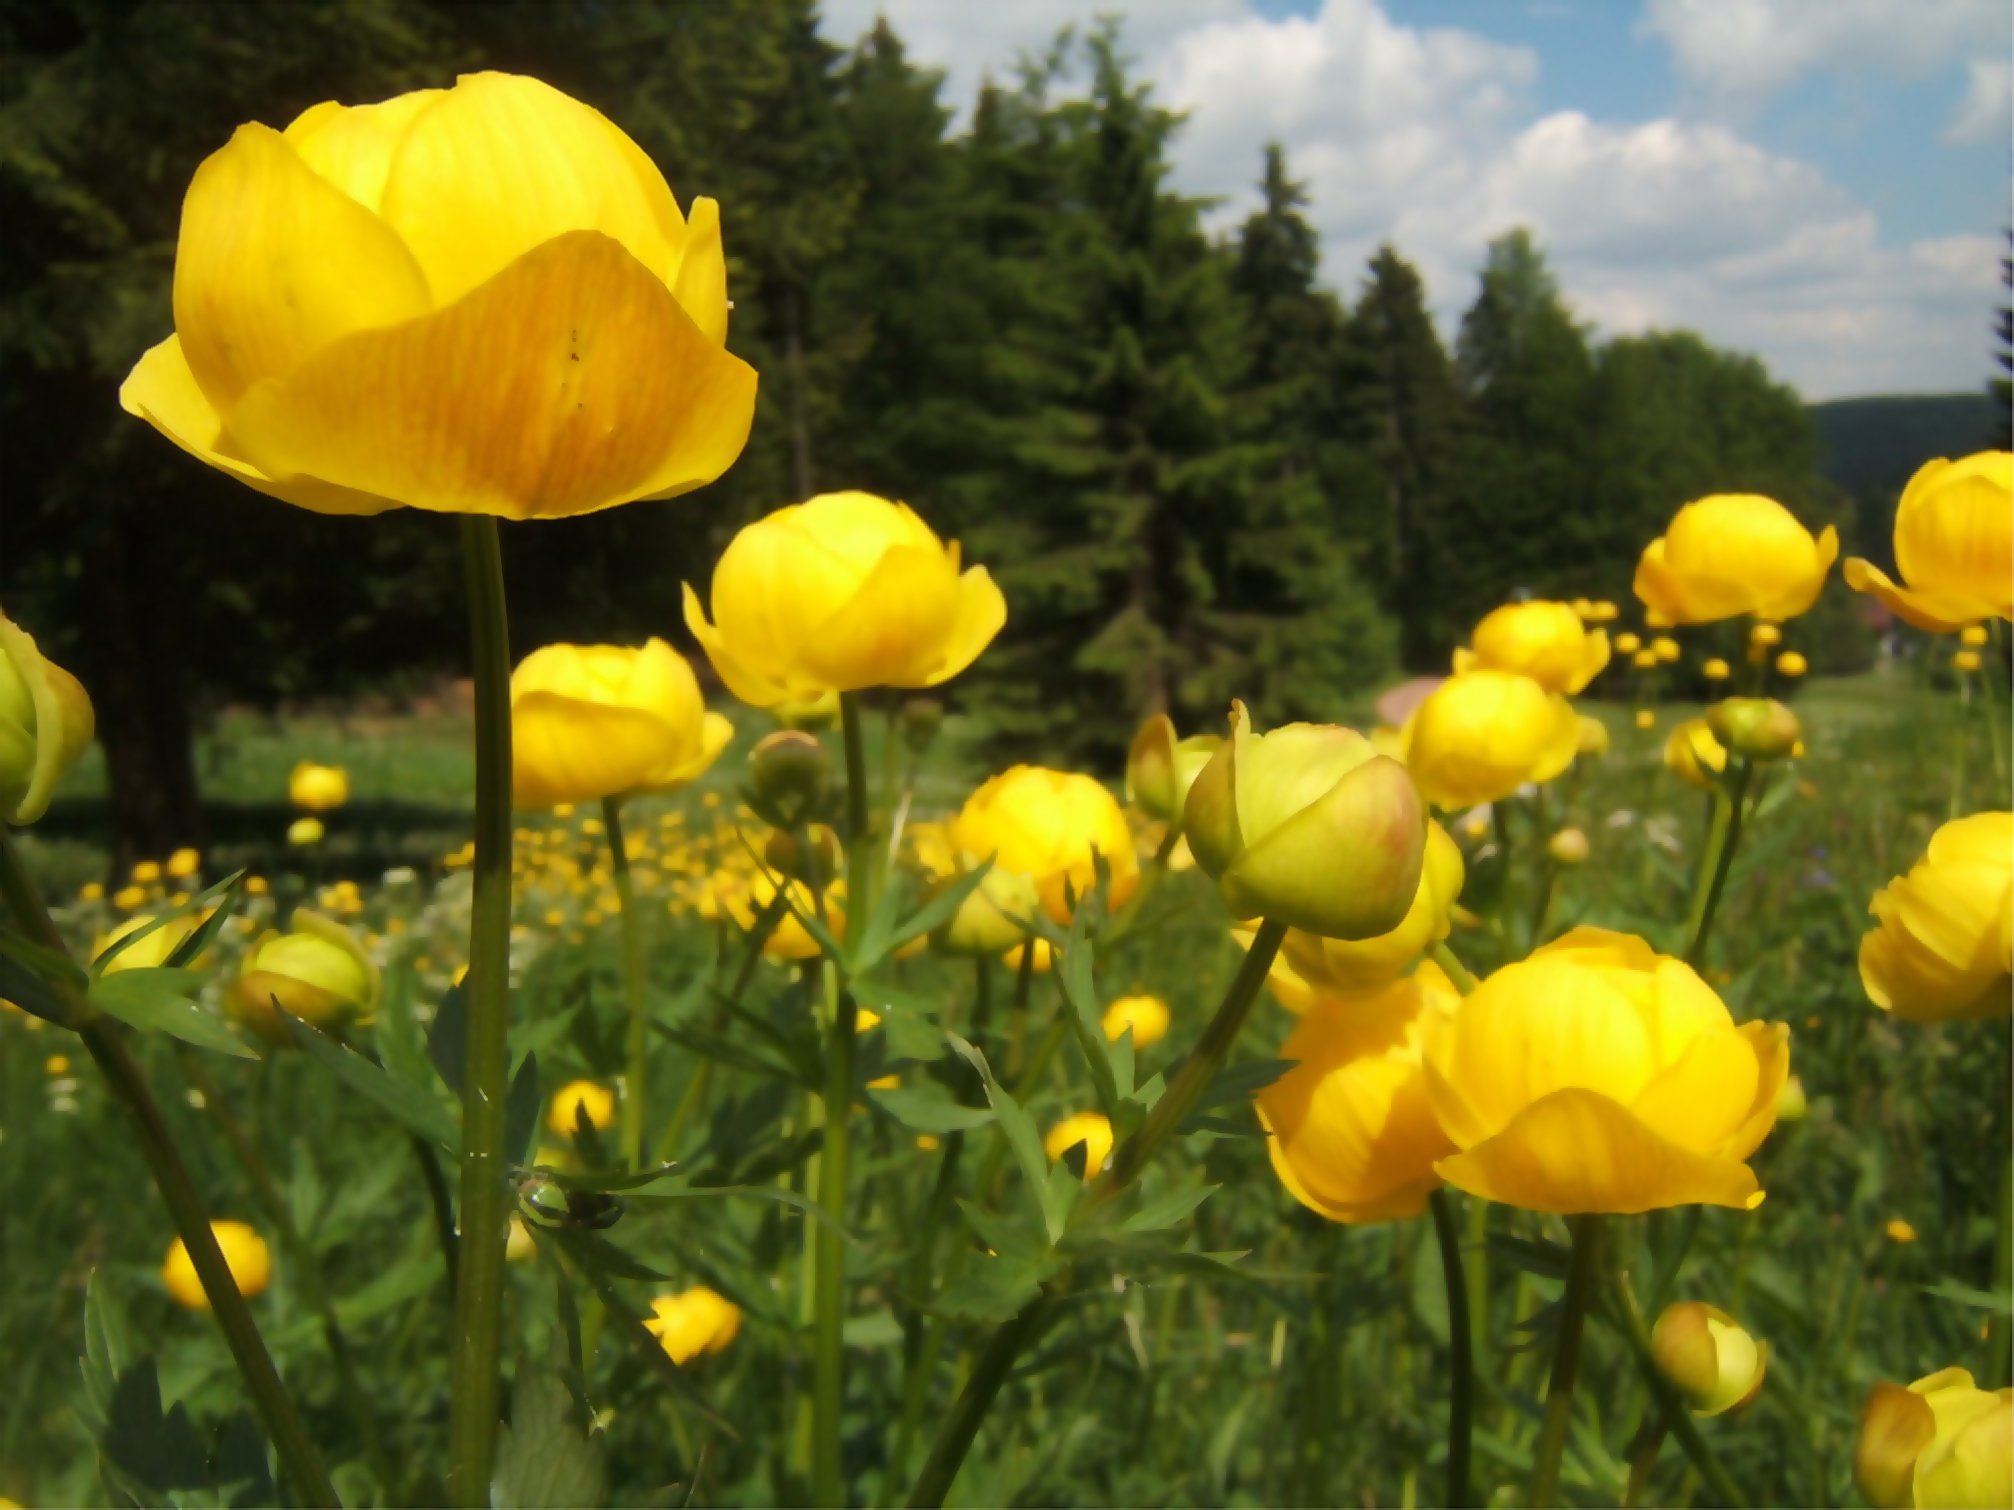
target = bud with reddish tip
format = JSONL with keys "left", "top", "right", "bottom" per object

{"left": 1125, "top": 713, "right": 1222, "bottom": 830}
{"left": 1855, "top": 1368, "right": 2011, "bottom": 1510}
{"left": 1707, "top": 697, "right": 1803, "bottom": 762}
{"left": 228, "top": 910, "right": 380, "bottom": 1044}
{"left": 764, "top": 825, "right": 839, "bottom": 885}
{"left": 744, "top": 729, "right": 830, "bottom": 828}
{"left": 1184, "top": 701, "right": 1427, "bottom": 940}
{"left": 1652, "top": 1301, "right": 1769, "bottom": 1417}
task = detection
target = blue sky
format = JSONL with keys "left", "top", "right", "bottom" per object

{"left": 819, "top": 0, "right": 2013, "bottom": 399}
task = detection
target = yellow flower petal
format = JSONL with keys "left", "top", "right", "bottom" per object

{"left": 512, "top": 693, "right": 679, "bottom": 810}
{"left": 1842, "top": 558, "right": 1985, "bottom": 635}
{"left": 801, "top": 544, "right": 962, "bottom": 689}
{"left": 682, "top": 583, "right": 791, "bottom": 707}
{"left": 935, "top": 567, "right": 1009, "bottom": 686}
{"left": 1435, "top": 1088, "right": 1764, "bottom": 1214}
{"left": 230, "top": 230, "right": 756, "bottom": 520}
{"left": 283, "top": 90, "right": 448, "bottom": 212}
{"left": 173, "top": 123, "right": 432, "bottom": 410}
{"left": 1627, "top": 1023, "right": 1762, "bottom": 1154}
{"left": 671, "top": 196, "right": 730, "bottom": 346}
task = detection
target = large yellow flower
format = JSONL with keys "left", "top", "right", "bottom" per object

{"left": 0, "top": 611, "right": 94, "bottom": 826}
{"left": 1453, "top": 601, "right": 1611, "bottom": 694}
{"left": 120, "top": 73, "right": 755, "bottom": 518}
{"left": 1258, "top": 822, "right": 1465, "bottom": 1007}
{"left": 950, "top": 766, "right": 1138, "bottom": 925}
{"left": 1256, "top": 962, "right": 1459, "bottom": 1224}
{"left": 1422, "top": 928, "right": 1789, "bottom": 1214}
{"left": 1399, "top": 670, "right": 1579, "bottom": 809}
{"left": 511, "top": 639, "right": 731, "bottom": 810}
{"left": 1845, "top": 453, "right": 2013, "bottom": 632}
{"left": 683, "top": 491, "right": 1004, "bottom": 705}
{"left": 1859, "top": 812, "right": 2012, "bottom": 1023}
{"left": 1633, "top": 494, "right": 1837, "bottom": 626}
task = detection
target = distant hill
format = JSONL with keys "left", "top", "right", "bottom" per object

{"left": 1809, "top": 392, "right": 2000, "bottom": 499}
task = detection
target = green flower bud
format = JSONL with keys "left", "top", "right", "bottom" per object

{"left": 1125, "top": 713, "right": 1222, "bottom": 829}
{"left": 1706, "top": 697, "right": 1803, "bottom": 762}
{"left": 0, "top": 611, "right": 95, "bottom": 826}
{"left": 228, "top": 910, "right": 380, "bottom": 1045}
{"left": 744, "top": 730, "right": 830, "bottom": 828}
{"left": 898, "top": 698, "right": 945, "bottom": 755}
{"left": 763, "top": 825, "right": 839, "bottom": 885}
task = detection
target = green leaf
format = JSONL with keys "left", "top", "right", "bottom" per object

{"left": 0, "top": 927, "right": 88, "bottom": 994}
{"left": 427, "top": 981, "right": 466, "bottom": 1093}
{"left": 492, "top": 1365, "right": 608, "bottom": 1509}
{"left": 856, "top": 861, "right": 994, "bottom": 972}
{"left": 505, "top": 1052, "right": 541, "bottom": 1167}
{"left": 88, "top": 968, "right": 257, "bottom": 1058}
{"left": 284, "top": 1015, "right": 459, "bottom": 1151}
{"left": 935, "top": 1250, "right": 1059, "bottom": 1322}
{"left": 163, "top": 873, "right": 245, "bottom": 968}
{"left": 1054, "top": 911, "right": 1123, "bottom": 1115}
{"left": 1920, "top": 1279, "right": 2014, "bottom": 1312}
{"left": 216, "top": 1410, "right": 276, "bottom": 1509}
{"left": 102, "top": 1358, "right": 208, "bottom": 1492}
{"left": 80, "top": 1270, "right": 133, "bottom": 1427}
{"left": 89, "top": 870, "right": 242, "bottom": 972}
{"left": 947, "top": 1032, "right": 1061, "bottom": 1241}
{"left": 867, "top": 1085, "right": 997, "bottom": 1134}
{"left": 0, "top": 953, "right": 74, "bottom": 1026}
{"left": 841, "top": 1309, "right": 904, "bottom": 1348}
{"left": 1178, "top": 1057, "right": 1295, "bottom": 1120}
{"left": 1118, "top": 1183, "right": 1219, "bottom": 1234}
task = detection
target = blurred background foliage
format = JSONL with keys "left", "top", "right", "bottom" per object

{"left": 0, "top": 0, "right": 2002, "bottom": 862}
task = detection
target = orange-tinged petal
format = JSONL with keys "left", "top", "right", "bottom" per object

{"left": 671, "top": 196, "right": 729, "bottom": 346}
{"left": 230, "top": 230, "right": 756, "bottom": 520}
{"left": 1434, "top": 1087, "right": 1763, "bottom": 1214}
{"left": 376, "top": 72, "right": 686, "bottom": 304}
{"left": 173, "top": 123, "right": 432, "bottom": 410}
{"left": 801, "top": 544, "right": 961, "bottom": 690}
{"left": 283, "top": 90, "right": 447, "bottom": 212}
{"left": 118, "top": 335, "right": 398, "bottom": 515}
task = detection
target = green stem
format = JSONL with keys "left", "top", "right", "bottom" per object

{"left": 905, "top": 1297, "right": 1053, "bottom": 1508}
{"left": 1682, "top": 760, "right": 1751, "bottom": 969}
{"left": 446, "top": 514, "right": 515, "bottom": 1506}
{"left": 1608, "top": 1259, "right": 1748, "bottom": 1508}
{"left": 1432, "top": 943, "right": 1480, "bottom": 995}
{"left": 410, "top": 1132, "right": 458, "bottom": 1300}
{"left": 1530, "top": 1215, "right": 1601, "bottom": 1508}
{"left": 1988, "top": 1147, "right": 2012, "bottom": 1388}
{"left": 1429, "top": 1190, "right": 1473, "bottom": 1509}
{"left": 1624, "top": 1405, "right": 1669, "bottom": 1508}
{"left": 603, "top": 796, "right": 650, "bottom": 1168}
{"left": 1950, "top": 674, "right": 1973, "bottom": 820}
{"left": 658, "top": 894, "right": 786, "bottom": 1164}
{"left": 0, "top": 829, "right": 336, "bottom": 1506}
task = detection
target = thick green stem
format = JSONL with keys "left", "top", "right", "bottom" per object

{"left": 1432, "top": 943, "right": 1480, "bottom": 995}
{"left": 1429, "top": 1190, "right": 1473, "bottom": 1509}
{"left": 905, "top": 1298, "right": 1053, "bottom": 1508}
{"left": 1624, "top": 1405, "right": 1669, "bottom": 1508}
{"left": 1609, "top": 1258, "right": 1748, "bottom": 1507}
{"left": 603, "top": 796, "right": 650, "bottom": 1168}
{"left": 1682, "top": 760, "right": 1751, "bottom": 968}
{"left": 446, "top": 515, "right": 515, "bottom": 1506}
{"left": 0, "top": 830, "right": 335, "bottom": 1505}
{"left": 1530, "top": 1215, "right": 1601, "bottom": 1507}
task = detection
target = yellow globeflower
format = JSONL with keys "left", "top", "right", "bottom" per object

{"left": 1257, "top": 822, "right": 1465, "bottom": 1006}
{"left": 1776, "top": 650, "right": 1807, "bottom": 678}
{"left": 0, "top": 610, "right": 95, "bottom": 825}
{"left": 1855, "top": 1368, "right": 2011, "bottom": 1510}
{"left": 228, "top": 910, "right": 381, "bottom": 1044}
{"left": 287, "top": 816, "right": 326, "bottom": 847}
{"left": 1859, "top": 812, "right": 2012, "bottom": 1022}
{"left": 1043, "top": 1111, "right": 1114, "bottom": 1184}
{"left": 951, "top": 766, "right": 1138, "bottom": 925}
{"left": 1663, "top": 719, "right": 1727, "bottom": 789}
{"left": 1256, "top": 962, "right": 1459, "bottom": 1223}
{"left": 683, "top": 491, "right": 1004, "bottom": 705}
{"left": 1399, "top": 670, "right": 1579, "bottom": 809}
{"left": 716, "top": 871, "right": 844, "bottom": 962}
{"left": 510, "top": 639, "right": 731, "bottom": 810}
{"left": 1653, "top": 1301, "right": 1768, "bottom": 1417}
{"left": 121, "top": 73, "right": 754, "bottom": 519}
{"left": 1632, "top": 649, "right": 1658, "bottom": 670}
{"left": 645, "top": 1286, "right": 742, "bottom": 1365}
{"left": 1960, "top": 624, "right": 1989, "bottom": 647}
{"left": 1575, "top": 715, "right": 1610, "bottom": 757}
{"left": 1845, "top": 453, "right": 2013, "bottom": 632}
{"left": 1634, "top": 495, "right": 1837, "bottom": 625}
{"left": 548, "top": 1080, "right": 617, "bottom": 1138}
{"left": 1101, "top": 994, "right": 1171, "bottom": 1049}
{"left": 1125, "top": 713, "right": 1221, "bottom": 829}
{"left": 1702, "top": 657, "right": 1731, "bottom": 681}
{"left": 1185, "top": 702, "right": 1425, "bottom": 940}
{"left": 1952, "top": 649, "right": 1982, "bottom": 674}
{"left": 1547, "top": 828, "right": 1591, "bottom": 866}
{"left": 289, "top": 761, "right": 348, "bottom": 812}
{"left": 1614, "top": 632, "right": 1642, "bottom": 656}
{"left": 1634, "top": 708, "right": 1656, "bottom": 731}
{"left": 96, "top": 913, "right": 203, "bottom": 973}
{"left": 1422, "top": 928, "right": 1789, "bottom": 1213}
{"left": 1651, "top": 635, "right": 1681, "bottom": 664}
{"left": 165, "top": 847, "right": 201, "bottom": 880}
{"left": 1453, "top": 601, "right": 1610, "bottom": 695}
{"left": 162, "top": 1221, "right": 271, "bottom": 1309}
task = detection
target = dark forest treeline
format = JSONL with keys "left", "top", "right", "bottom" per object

{"left": 3, "top": 1, "right": 1881, "bottom": 854}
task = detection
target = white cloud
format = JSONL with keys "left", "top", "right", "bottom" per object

{"left": 1945, "top": 57, "right": 2013, "bottom": 144}
{"left": 1639, "top": 0, "right": 2007, "bottom": 101}
{"left": 813, "top": 0, "right": 2005, "bottom": 397}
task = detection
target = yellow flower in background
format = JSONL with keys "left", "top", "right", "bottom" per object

{"left": 1845, "top": 453, "right": 2013, "bottom": 632}
{"left": 120, "top": 72, "right": 755, "bottom": 519}
{"left": 1960, "top": 624, "right": 1989, "bottom": 647}
{"left": 111, "top": 884, "right": 147, "bottom": 911}
{"left": 548, "top": 1079, "right": 617, "bottom": 1138}
{"left": 1859, "top": 812, "right": 2012, "bottom": 1023}
{"left": 1422, "top": 928, "right": 1789, "bottom": 1213}
{"left": 1634, "top": 708, "right": 1656, "bottom": 731}
{"left": 510, "top": 638, "right": 731, "bottom": 809}
{"left": 228, "top": 910, "right": 381, "bottom": 1044}
{"left": 1256, "top": 822, "right": 1464, "bottom": 1008}
{"left": 1703, "top": 657, "right": 1731, "bottom": 681}
{"left": 1399, "top": 670, "right": 1579, "bottom": 809}
{"left": 1257, "top": 961, "right": 1459, "bottom": 1224}
{"left": 1125, "top": 713, "right": 1221, "bottom": 828}
{"left": 908, "top": 821, "right": 1045, "bottom": 956}
{"left": 1452, "top": 601, "right": 1611, "bottom": 695}
{"left": 1631, "top": 649, "right": 1658, "bottom": 670}
{"left": 1634, "top": 494, "right": 1837, "bottom": 625}
{"left": 1886, "top": 1218, "right": 1919, "bottom": 1244}
{"left": 716, "top": 871, "right": 844, "bottom": 961}
{"left": 1664, "top": 719, "right": 1727, "bottom": 789}
{"left": 1005, "top": 938, "right": 1056, "bottom": 975}
{"left": 287, "top": 816, "right": 326, "bottom": 847}
{"left": 130, "top": 860, "right": 163, "bottom": 885}
{"left": 0, "top": 610, "right": 95, "bottom": 826}
{"left": 1614, "top": 632, "right": 1642, "bottom": 656}
{"left": 505, "top": 1217, "right": 537, "bottom": 1263}
{"left": 1749, "top": 622, "right": 1782, "bottom": 648}
{"left": 951, "top": 766, "right": 1137, "bottom": 924}
{"left": 1102, "top": 994, "right": 1171, "bottom": 1049}
{"left": 1952, "top": 649, "right": 1982, "bottom": 673}
{"left": 1575, "top": 715, "right": 1609, "bottom": 757}
{"left": 1776, "top": 650, "right": 1808, "bottom": 677}
{"left": 1653, "top": 1301, "right": 1768, "bottom": 1417}
{"left": 683, "top": 491, "right": 1004, "bottom": 705}
{"left": 96, "top": 912, "right": 203, "bottom": 974}
{"left": 162, "top": 1221, "right": 271, "bottom": 1309}
{"left": 1185, "top": 702, "right": 1425, "bottom": 940}
{"left": 165, "top": 847, "right": 200, "bottom": 880}
{"left": 289, "top": 760, "right": 348, "bottom": 811}
{"left": 1044, "top": 1111, "right": 1114, "bottom": 1183}
{"left": 1581, "top": 600, "right": 1619, "bottom": 623}
{"left": 1548, "top": 828, "right": 1591, "bottom": 866}
{"left": 1855, "top": 1368, "right": 2012, "bottom": 1510}
{"left": 645, "top": 1286, "right": 742, "bottom": 1365}
{"left": 1651, "top": 635, "right": 1681, "bottom": 664}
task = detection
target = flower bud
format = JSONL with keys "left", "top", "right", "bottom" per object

{"left": 288, "top": 760, "right": 349, "bottom": 812}
{"left": 773, "top": 689, "right": 840, "bottom": 729}
{"left": 1664, "top": 719, "right": 1727, "bottom": 788}
{"left": 1855, "top": 1369, "right": 2011, "bottom": 1510}
{"left": 1635, "top": 709, "right": 1656, "bottom": 731}
{"left": 898, "top": 698, "right": 944, "bottom": 754}
{"left": 1125, "top": 713, "right": 1222, "bottom": 829}
{"left": 1652, "top": 635, "right": 1681, "bottom": 664}
{"left": 1707, "top": 698, "right": 1803, "bottom": 762}
{"left": 228, "top": 910, "right": 381, "bottom": 1044}
{"left": 1749, "top": 621, "right": 1782, "bottom": 648}
{"left": 1186, "top": 702, "right": 1426, "bottom": 941}
{"left": 1547, "top": 828, "right": 1590, "bottom": 866}
{"left": 744, "top": 729, "right": 830, "bottom": 828}
{"left": 764, "top": 825, "right": 839, "bottom": 885}
{"left": 1575, "top": 715, "right": 1610, "bottom": 757}
{"left": 0, "top": 611, "right": 95, "bottom": 826}
{"left": 1632, "top": 649, "right": 1658, "bottom": 670}
{"left": 1653, "top": 1301, "right": 1768, "bottom": 1416}
{"left": 1775, "top": 1073, "right": 1808, "bottom": 1122}
{"left": 1615, "top": 632, "right": 1642, "bottom": 655}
